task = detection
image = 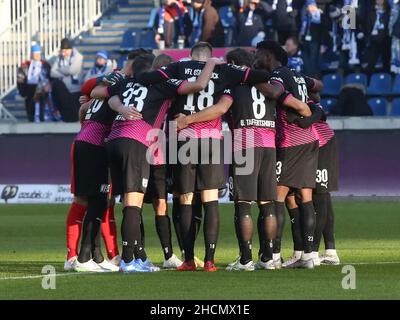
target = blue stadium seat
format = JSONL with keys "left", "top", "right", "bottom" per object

{"left": 322, "top": 73, "right": 342, "bottom": 96}
{"left": 117, "top": 55, "right": 128, "bottom": 69}
{"left": 390, "top": 98, "right": 400, "bottom": 116}
{"left": 367, "top": 73, "right": 392, "bottom": 96}
{"left": 345, "top": 73, "right": 368, "bottom": 87}
{"left": 120, "top": 29, "right": 142, "bottom": 52}
{"left": 320, "top": 98, "right": 337, "bottom": 113}
{"left": 140, "top": 29, "right": 158, "bottom": 50}
{"left": 368, "top": 98, "right": 388, "bottom": 116}
{"left": 391, "top": 74, "right": 400, "bottom": 96}
{"left": 219, "top": 6, "right": 236, "bottom": 47}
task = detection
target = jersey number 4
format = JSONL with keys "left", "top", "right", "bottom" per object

{"left": 184, "top": 77, "right": 214, "bottom": 112}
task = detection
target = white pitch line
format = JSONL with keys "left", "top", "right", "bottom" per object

{"left": 1, "top": 262, "right": 400, "bottom": 281}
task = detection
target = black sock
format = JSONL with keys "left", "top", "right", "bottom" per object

{"left": 172, "top": 197, "right": 183, "bottom": 252}
{"left": 273, "top": 202, "right": 285, "bottom": 254}
{"left": 287, "top": 207, "right": 303, "bottom": 252}
{"left": 257, "top": 213, "right": 264, "bottom": 257}
{"left": 78, "top": 195, "right": 107, "bottom": 263}
{"left": 203, "top": 201, "right": 220, "bottom": 262}
{"left": 323, "top": 193, "right": 336, "bottom": 249}
{"left": 300, "top": 201, "right": 316, "bottom": 254}
{"left": 193, "top": 193, "right": 203, "bottom": 240}
{"left": 312, "top": 193, "right": 328, "bottom": 252}
{"left": 259, "top": 202, "right": 277, "bottom": 262}
{"left": 180, "top": 204, "right": 195, "bottom": 261}
{"left": 155, "top": 215, "right": 173, "bottom": 260}
{"left": 234, "top": 202, "right": 253, "bottom": 265}
{"left": 122, "top": 206, "right": 147, "bottom": 263}
{"left": 92, "top": 228, "right": 104, "bottom": 264}
{"left": 140, "top": 211, "right": 145, "bottom": 248}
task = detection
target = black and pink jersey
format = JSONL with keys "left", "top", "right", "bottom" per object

{"left": 269, "top": 66, "right": 318, "bottom": 148}
{"left": 223, "top": 85, "right": 276, "bottom": 152}
{"left": 313, "top": 121, "right": 335, "bottom": 148}
{"left": 107, "top": 77, "right": 185, "bottom": 147}
{"left": 136, "top": 60, "right": 270, "bottom": 139}
{"left": 75, "top": 97, "right": 119, "bottom": 147}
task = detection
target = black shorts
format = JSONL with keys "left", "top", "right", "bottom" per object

{"left": 276, "top": 141, "right": 319, "bottom": 189}
{"left": 106, "top": 138, "right": 150, "bottom": 196}
{"left": 144, "top": 165, "right": 167, "bottom": 203}
{"left": 173, "top": 138, "right": 225, "bottom": 194}
{"left": 229, "top": 147, "right": 277, "bottom": 202}
{"left": 314, "top": 136, "right": 339, "bottom": 193}
{"left": 71, "top": 141, "right": 110, "bottom": 197}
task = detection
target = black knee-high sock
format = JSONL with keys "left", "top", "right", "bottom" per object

{"left": 312, "top": 193, "right": 328, "bottom": 252}
{"left": 273, "top": 202, "right": 285, "bottom": 254}
{"left": 78, "top": 196, "right": 107, "bottom": 263}
{"left": 193, "top": 193, "right": 203, "bottom": 240}
{"left": 234, "top": 202, "right": 253, "bottom": 265}
{"left": 257, "top": 214, "right": 264, "bottom": 257}
{"left": 172, "top": 197, "right": 183, "bottom": 252}
{"left": 122, "top": 206, "right": 147, "bottom": 263}
{"left": 323, "top": 193, "right": 336, "bottom": 250}
{"left": 140, "top": 212, "right": 145, "bottom": 248}
{"left": 155, "top": 215, "right": 173, "bottom": 260}
{"left": 287, "top": 207, "right": 303, "bottom": 252}
{"left": 92, "top": 227, "right": 104, "bottom": 264}
{"left": 259, "top": 202, "right": 277, "bottom": 262}
{"left": 180, "top": 204, "right": 195, "bottom": 261}
{"left": 203, "top": 201, "right": 220, "bottom": 262}
{"left": 299, "top": 201, "right": 316, "bottom": 254}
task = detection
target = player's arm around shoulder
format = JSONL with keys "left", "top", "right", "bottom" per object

{"left": 176, "top": 93, "right": 233, "bottom": 130}
{"left": 178, "top": 58, "right": 224, "bottom": 95}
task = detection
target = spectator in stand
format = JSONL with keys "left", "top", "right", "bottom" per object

{"left": 82, "top": 51, "right": 115, "bottom": 83}
{"left": 16, "top": 44, "right": 51, "bottom": 123}
{"left": 389, "top": 0, "right": 400, "bottom": 74}
{"left": 364, "top": 0, "right": 391, "bottom": 75}
{"left": 190, "top": 0, "right": 225, "bottom": 47}
{"left": 50, "top": 38, "right": 83, "bottom": 123}
{"left": 235, "top": 0, "right": 272, "bottom": 47}
{"left": 299, "top": 0, "right": 328, "bottom": 77}
{"left": 285, "top": 35, "right": 304, "bottom": 72}
{"left": 154, "top": 0, "right": 192, "bottom": 48}
{"left": 330, "top": 84, "right": 373, "bottom": 116}
{"left": 271, "top": 0, "right": 298, "bottom": 44}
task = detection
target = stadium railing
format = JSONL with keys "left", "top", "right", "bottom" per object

{"left": 0, "top": 0, "right": 118, "bottom": 101}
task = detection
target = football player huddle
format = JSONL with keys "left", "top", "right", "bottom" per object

{"left": 64, "top": 40, "right": 340, "bottom": 273}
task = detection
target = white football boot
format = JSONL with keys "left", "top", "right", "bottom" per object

{"left": 64, "top": 256, "right": 77, "bottom": 271}
{"left": 255, "top": 259, "right": 276, "bottom": 270}
{"left": 163, "top": 254, "right": 184, "bottom": 269}
{"left": 320, "top": 250, "right": 340, "bottom": 265}
{"left": 282, "top": 251, "right": 302, "bottom": 268}
{"left": 226, "top": 260, "right": 255, "bottom": 271}
{"left": 98, "top": 259, "right": 120, "bottom": 272}
{"left": 73, "top": 259, "right": 105, "bottom": 273}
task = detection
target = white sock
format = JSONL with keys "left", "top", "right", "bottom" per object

{"left": 302, "top": 252, "right": 312, "bottom": 260}
{"left": 294, "top": 251, "right": 303, "bottom": 259}
{"left": 326, "top": 249, "right": 337, "bottom": 256}
{"left": 273, "top": 253, "right": 281, "bottom": 261}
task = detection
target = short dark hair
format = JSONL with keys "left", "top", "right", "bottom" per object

{"left": 132, "top": 54, "right": 155, "bottom": 75}
{"left": 127, "top": 48, "right": 152, "bottom": 61}
{"left": 286, "top": 36, "right": 299, "bottom": 47}
{"left": 226, "top": 48, "right": 254, "bottom": 67}
{"left": 60, "top": 38, "right": 72, "bottom": 50}
{"left": 256, "top": 40, "right": 288, "bottom": 66}
{"left": 152, "top": 54, "right": 174, "bottom": 69}
{"left": 191, "top": 42, "right": 213, "bottom": 57}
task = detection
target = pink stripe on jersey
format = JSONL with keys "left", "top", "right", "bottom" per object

{"left": 179, "top": 118, "right": 223, "bottom": 139}
{"left": 276, "top": 108, "right": 318, "bottom": 148}
{"left": 313, "top": 121, "right": 334, "bottom": 148}
{"left": 233, "top": 128, "right": 276, "bottom": 152}
{"left": 243, "top": 68, "right": 250, "bottom": 83}
{"left": 108, "top": 119, "right": 154, "bottom": 146}
{"left": 107, "top": 100, "right": 172, "bottom": 147}
{"left": 75, "top": 121, "right": 111, "bottom": 146}
{"left": 158, "top": 69, "right": 170, "bottom": 79}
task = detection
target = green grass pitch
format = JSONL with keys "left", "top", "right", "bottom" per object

{"left": 0, "top": 201, "right": 399, "bottom": 300}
